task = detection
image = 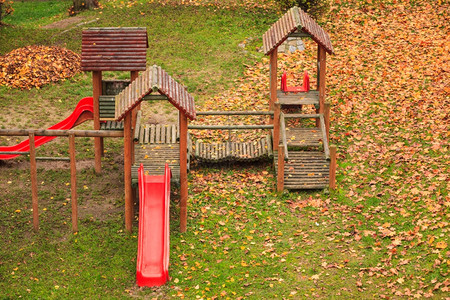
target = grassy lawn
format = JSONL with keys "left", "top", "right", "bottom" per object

{"left": 1, "top": 0, "right": 449, "bottom": 299}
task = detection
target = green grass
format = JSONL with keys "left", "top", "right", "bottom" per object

{"left": 1, "top": 0, "right": 449, "bottom": 298}
{"left": 3, "top": 0, "right": 71, "bottom": 27}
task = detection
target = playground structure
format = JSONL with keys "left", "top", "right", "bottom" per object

{"left": 0, "top": 6, "right": 336, "bottom": 287}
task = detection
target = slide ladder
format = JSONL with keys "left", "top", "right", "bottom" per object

{"left": 136, "top": 163, "right": 171, "bottom": 287}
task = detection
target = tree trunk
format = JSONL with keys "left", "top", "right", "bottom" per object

{"left": 73, "top": 0, "right": 98, "bottom": 11}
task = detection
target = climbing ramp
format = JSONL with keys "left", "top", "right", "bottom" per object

{"left": 275, "top": 113, "right": 331, "bottom": 190}
{"left": 194, "top": 135, "right": 273, "bottom": 163}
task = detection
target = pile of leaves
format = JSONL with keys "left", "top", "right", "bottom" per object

{"left": 0, "top": 45, "right": 81, "bottom": 90}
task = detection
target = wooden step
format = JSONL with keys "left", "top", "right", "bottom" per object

{"left": 285, "top": 127, "right": 323, "bottom": 148}
{"left": 274, "top": 150, "right": 330, "bottom": 190}
{"left": 277, "top": 90, "right": 319, "bottom": 106}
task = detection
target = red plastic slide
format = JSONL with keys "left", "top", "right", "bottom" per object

{"left": 0, "top": 97, "right": 94, "bottom": 160}
{"left": 281, "top": 71, "right": 310, "bottom": 93}
{"left": 136, "top": 163, "right": 171, "bottom": 287}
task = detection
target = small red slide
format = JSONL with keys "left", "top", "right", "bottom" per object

{"left": 136, "top": 163, "right": 171, "bottom": 287}
{"left": 281, "top": 71, "right": 310, "bottom": 93}
{"left": 0, "top": 97, "right": 94, "bottom": 160}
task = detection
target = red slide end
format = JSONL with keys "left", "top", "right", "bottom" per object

{"left": 136, "top": 164, "right": 171, "bottom": 287}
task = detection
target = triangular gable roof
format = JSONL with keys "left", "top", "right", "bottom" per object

{"left": 81, "top": 27, "right": 148, "bottom": 71}
{"left": 115, "top": 65, "right": 196, "bottom": 121}
{"left": 263, "top": 7, "right": 334, "bottom": 55}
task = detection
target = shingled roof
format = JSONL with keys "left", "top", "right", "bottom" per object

{"left": 115, "top": 65, "right": 196, "bottom": 121}
{"left": 263, "top": 7, "right": 334, "bottom": 55}
{"left": 81, "top": 27, "right": 148, "bottom": 71}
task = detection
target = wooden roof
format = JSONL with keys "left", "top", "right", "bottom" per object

{"left": 263, "top": 7, "right": 334, "bottom": 55}
{"left": 115, "top": 65, "right": 196, "bottom": 121}
{"left": 81, "top": 27, "right": 148, "bottom": 71}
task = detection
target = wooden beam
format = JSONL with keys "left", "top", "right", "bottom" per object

{"left": 69, "top": 134, "right": 78, "bottom": 233}
{"left": 329, "top": 145, "right": 337, "bottom": 190}
{"left": 0, "top": 129, "right": 124, "bottom": 137}
{"left": 318, "top": 46, "right": 327, "bottom": 115}
{"left": 277, "top": 146, "right": 285, "bottom": 193}
{"left": 324, "top": 102, "right": 330, "bottom": 142}
{"left": 179, "top": 113, "right": 188, "bottom": 233}
{"left": 130, "top": 71, "right": 139, "bottom": 166}
{"left": 273, "top": 102, "right": 280, "bottom": 151}
{"left": 93, "top": 71, "right": 103, "bottom": 174}
{"left": 29, "top": 133, "right": 39, "bottom": 232}
{"left": 269, "top": 49, "right": 278, "bottom": 115}
{"left": 188, "top": 125, "right": 274, "bottom": 130}
{"left": 124, "top": 113, "right": 133, "bottom": 233}
{"left": 196, "top": 111, "right": 274, "bottom": 116}
{"left": 288, "top": 32, "right": 311, "bottom": 38}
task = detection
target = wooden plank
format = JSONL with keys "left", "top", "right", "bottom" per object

{"left": 69, "top": 134, "right": 78, "bottom": 233}
{"left": 277, "top": 147, "right": 285, "bottom": 192}
{"left": 179, "top": 114, "right": 188, "bottom": 232}
{"left": 150, "top": 124, "right": 155, "bottom": 144}
{"left": 93, "top": 71, "right": 102, "bottom": 174}
{"left": 277, "top": 90, "right": 319, "bottom": 106}
{"left": 144, "top": 125, "right": 149, "bottom": 144}
{"left": 171, "top": 125, "right": 176, "bottom": 144}
{"left": 320, "top": 115, "right": 330, "bottom": 159}
{"left": 283, "top": 113, "right": 321, "bottom": 119}
{"left": 29, "top": 133, "right": 39, "bottom": 231}
{"left": 329, "top": 145, "right": 337, "bottom": 190}
{"left": 188, "top": 125, "right": 274, "bottom": 130}
{"left": 124, "top": 114, "right": 133, "bottom": 233}
{"left": 196, "top": 111, "right": 274, "bottom": 116}
{"left": 155, "top": 124, "right": 161, "bottom": 143}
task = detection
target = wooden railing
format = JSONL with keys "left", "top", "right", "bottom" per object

{"left": 0, "top": 129, "right": 124, "bottom": 233}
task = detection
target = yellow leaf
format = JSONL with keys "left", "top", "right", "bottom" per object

{"left": 436, "top": 241, "right": 447, "bottom": 249}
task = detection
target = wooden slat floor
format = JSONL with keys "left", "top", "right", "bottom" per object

{"left": 194, "top": 135, "right": 273, "bottom": 163}
{"left": 274, "top": 150, "right": 330, "bottom": 190}
{"left": 285, "top": 127, "right": 323, "bottom": 148}
{"left": 132, "top": 123, "right": 184, "bottom": 185}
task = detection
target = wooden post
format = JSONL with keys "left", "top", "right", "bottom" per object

{"left": 29, "top": 133, "right": 38, "bottom": 231}
{"left": 324, "top": 102, "right": 330, "bottom": 143}
{"left": 179, "top": 113, "right": 188, "bottom": 232}
{"left": 273, "top": 102, "right": 280, "bottom": 151}
{"left": 69, "top": 134, "right": 78, "bottom": 233}
{"left": 269, "top": 49, "right": 278, "bottom": 122}
{"left": 277, "top": 145, "right": 285, "bottom": 192}
{"left": 130, "top": 71, "right": 139, "bottom": 167}
{"left": 318, "top": 45, "right": 327, "bottom": 114}
{"left": 124, "top": 113, "right": 133, "bottom": 233}
{"left": 329, "top": 145, "right": 337, "bottom": 190}
{"left": 92, "top": 71, "right": 103, "bottom": 173}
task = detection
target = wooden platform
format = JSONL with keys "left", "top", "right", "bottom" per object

{"left": 132, "top": 123, "right": 189, "bottom": 185}
{"left": 194, "top": 135, "right": 273, "bottom": 163}
{"left": 285, "top": 127, "right": 323, "bottom": 148}
{"left": 132, "top": 144, "right": 181, "bottom": 184}
{"left": 274, "top": 150, "right": 330, "bottom": 189}
{"left": 277, "top": 90, "right": 319, "bottom": 106}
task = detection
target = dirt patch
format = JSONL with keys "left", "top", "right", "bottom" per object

{"left": 42, "top": 15, "right": 85, "bottom": 29}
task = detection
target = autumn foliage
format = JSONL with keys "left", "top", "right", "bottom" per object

{"left": 0, "top": 0, "right": 14, "bottom": 24}
{"left": 0, "top": 45, "right": 81, "bottom": 90}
